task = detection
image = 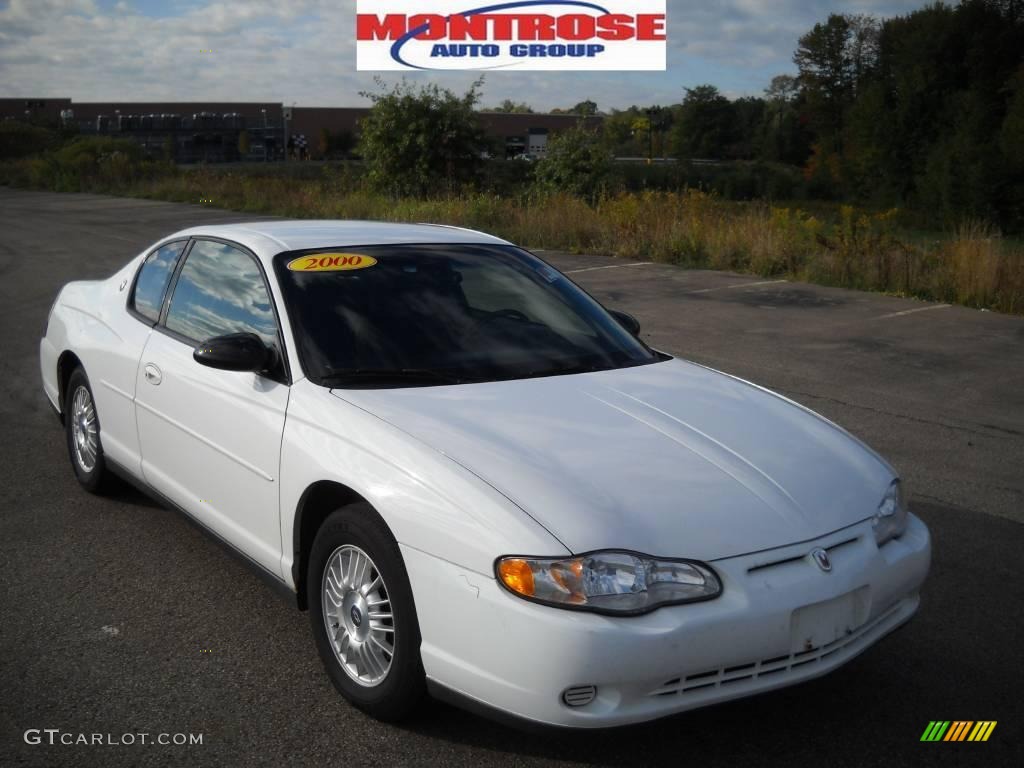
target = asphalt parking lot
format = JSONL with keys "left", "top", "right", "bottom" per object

{"left": 1, "top": 187, "right": 1021, "bottom": 767}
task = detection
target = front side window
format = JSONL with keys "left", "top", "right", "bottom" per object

{"left": 273, "top": 244, "right": 661, "bottom": 387}
{"left": 164, "top": 240, "right": 278, "bottom": 347}
{"left": 131, "top": 241, "right": 185, "bottom": 322}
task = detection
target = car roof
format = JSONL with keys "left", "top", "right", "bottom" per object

{"left": 164, "top": 220, "right": 513, "bottom": 261}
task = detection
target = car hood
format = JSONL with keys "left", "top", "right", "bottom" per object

{"left": 332, "top": 359, "right": 895, "bottom": 561}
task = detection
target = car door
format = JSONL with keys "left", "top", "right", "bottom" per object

{"left": 134, "top": 238, "right": 289, "bottom": 576}
{"left": 91, "top": 239, "right": 187, "bottom": 475}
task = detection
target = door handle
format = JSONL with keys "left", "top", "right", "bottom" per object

{"left": 144, "top": 363, "right": 162, "bottom": 385}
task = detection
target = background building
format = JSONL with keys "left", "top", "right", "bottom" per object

{"left": 0, "top": 98, "right": 601, "bottom": 162}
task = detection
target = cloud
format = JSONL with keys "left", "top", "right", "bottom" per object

{"left": 0, "top": 0, "right": 928, "bottom": 110}
{"left": 166, "top": 240, "right": 277, "bottom": 344}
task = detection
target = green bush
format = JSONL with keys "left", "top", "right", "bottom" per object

{"left": 533, "top": 125, "right": 614, "bottom": 201}
{"left": 0, "top": 135, "right": 172, "bottom": 192}
{"left": 358, "top": 79, "right": 488, "bottom": 197}
{"left": 0, "top": 121, "right": 61, "bottom": 160}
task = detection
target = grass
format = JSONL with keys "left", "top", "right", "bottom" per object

{"left": 3, "top": 155, "right": 1023, "bottom": 315}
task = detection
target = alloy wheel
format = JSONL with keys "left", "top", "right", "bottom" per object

{"left": 321, "top": 544, "right": 395, "bottom": 687}
{"left": 70, "top": 385, "right": 98, "bottom": 473}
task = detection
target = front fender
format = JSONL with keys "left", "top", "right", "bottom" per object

{"left": 279, "top": 379, "right": 569, "bottom": 588}
{"left": 40, "top": 261, "right": 151, "bottom": 473}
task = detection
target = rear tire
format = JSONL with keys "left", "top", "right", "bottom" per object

{"left": 64, "top": 367, "right": 112, "bottom": 494}
{"left": 308, "top": 503, "right": 426, "bottom": 721}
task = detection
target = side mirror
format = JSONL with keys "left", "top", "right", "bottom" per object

{"left": 609, "top": 309, "right": 641, "bottom": 337}
{"left": 193, "top": 332, "right": 271, "bottom": 373}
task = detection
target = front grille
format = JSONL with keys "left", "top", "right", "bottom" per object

{"left": 648, "top": 602, "right": 902, "bottom": 698}
{"left": 747, "top": 536, "right": 860, "bottom": 574}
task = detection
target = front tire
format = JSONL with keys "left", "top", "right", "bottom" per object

{"left": 308, "top": 503, "right": 426, "bottom": 721}
{"left": 64, "top": 367, "right": 112, "bottom": 494}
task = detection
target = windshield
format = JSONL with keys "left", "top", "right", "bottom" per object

{"left": 273, "top": 244, "right": 662, "bottom": 387}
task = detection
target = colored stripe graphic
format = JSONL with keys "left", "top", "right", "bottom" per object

{"left": 921, "top": 721, "right": 997, "bottom": 742}
{"left": 945, "top": 721, "right": 972, "bottom": 741}
{"left": 968, "top": 722, "right": 997, "bottom": 742}
{"left": 921, "top": 721, "right": 950, "bottom": 741}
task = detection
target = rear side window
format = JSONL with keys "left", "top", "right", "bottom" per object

{"left": 164, "top": 239, "right": 278, "bottom": 346}
{"left": 132, "top": 241, "right": 186, "bottom": 322}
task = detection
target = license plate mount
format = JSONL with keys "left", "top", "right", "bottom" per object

{"left": 790, "top": 588, "right": 869, "bottom": 654}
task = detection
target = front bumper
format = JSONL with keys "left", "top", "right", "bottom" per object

{"left": 402, "top": 513, "right": 931, "bottom": 728}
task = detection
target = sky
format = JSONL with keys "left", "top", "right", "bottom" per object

{"left": 0, "top": 0, "right": 927, "bottom": 111}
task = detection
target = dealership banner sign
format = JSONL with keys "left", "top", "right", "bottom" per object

{"left": 356, "top": 0, "right": 666, "bottom": 71}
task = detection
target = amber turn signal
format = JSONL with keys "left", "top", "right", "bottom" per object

{"left": 497, "top": 558, "right": 535, "bottom": 597}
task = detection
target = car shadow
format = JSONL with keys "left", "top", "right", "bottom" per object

{"left": 108, "top": 478, "right": 164, "bottom": 510}
{"left": 397, "top": 668, "right": 899, "bottom": 765}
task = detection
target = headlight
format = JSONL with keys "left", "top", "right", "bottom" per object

{"left": 873, "top": 479, "right": 908, "bottom": 546}
{"left": 495, "top": 550, "right": 722, "bottom": 615}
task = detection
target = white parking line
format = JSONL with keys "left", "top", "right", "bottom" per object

{"left": 877, "top": 304, "right": 951, "bottom": 319}
{"left": 564, "top": 262, "right": 654, "bottom": 274}
{"left": 685, "top": 279, "right": 787, "bottom": 294}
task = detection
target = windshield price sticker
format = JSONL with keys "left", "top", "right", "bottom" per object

{"left": 287, "top": 254, "right": 378, "bottom": 272}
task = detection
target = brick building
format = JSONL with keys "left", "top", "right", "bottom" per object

{"left": 1, "top": 98, "right": 601, "bottom": 162}
{"left": 288, "top": 106, "right": 601, "bottom": 158}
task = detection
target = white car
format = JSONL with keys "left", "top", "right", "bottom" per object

{"left": 40, "top": 221, "right": 930, "bottom": 728}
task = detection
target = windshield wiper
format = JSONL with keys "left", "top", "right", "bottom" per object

{"left": 319, "top": 368, "right": 466, "bottom": 387}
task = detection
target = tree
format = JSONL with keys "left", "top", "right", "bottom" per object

{"left": 918, "top": 89, "right": 1002, "bottom": 224}
{"left": 601, "top": 108, "right": 637, "bottom": 153}
{"left": 631, "top": 116, "right": 652, "bottom": 157}
{"left": 646, "top": 106, "right": 673, "bottom": 158}
{"left": 760, "top": 76, "right": 811, "bottom": 166}
{"left": 493, "top": 99, "right": 534, "bottom": 113}
{"left": 794, "top": 14, "right": 879, "bottom": 147}
{"left": 1000, "top": 66, "right": 1024, "bottom": 230}
{"left": 570, "top": 100, "right": 599, "bottom": 116}
{"left": 358, "top": 79, "right": 488, "bottom": 196}
{"left": 837, "top": 79, "right": 890, "bottom": 200}
{"left": 534, "top": 124, "right": 613, "bottom": 199}
{"left": 671, "top": 85, "right": 735, "bottom": 159}
{"left": 1001, "top": 66, "right": 1024, "bottom": 171}
{"left": 765, "top": 75, "right": 799, "bottom": 104}
{"left": 729, "top": 97, "right": 766, "bottom": 159}
{"left": 846, "top": 0, "right": 1024, "bottom": 225}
